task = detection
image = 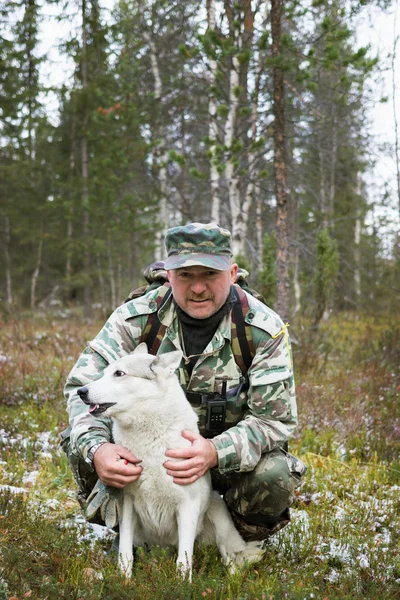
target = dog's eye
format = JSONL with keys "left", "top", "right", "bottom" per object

{"left": 114, "top": 370, "right": 126, "bottom": 377}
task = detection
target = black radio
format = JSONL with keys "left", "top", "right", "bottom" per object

{"left": 185, "top": 378, "right": 249, "bottom": 436}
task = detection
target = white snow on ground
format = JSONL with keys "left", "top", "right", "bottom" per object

{"left": 268, "top": 480, "right": 398, "bottom": 584}
{"left": 62, "top": 513, "right": 117, "bottom": 548}
{"left": 22, "top": 470, "right": 39, "bottom": 486}
{"left": 1, "top": 426, "right": 399, "bottom": 584}
{"left": 0, "top": 484, "right": 28, "bottom": 494}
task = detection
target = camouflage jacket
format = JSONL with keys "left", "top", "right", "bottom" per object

{"left": 64, "top": 286, "right": 297, "bottom": 474}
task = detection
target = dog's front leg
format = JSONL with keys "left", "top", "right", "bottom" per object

{"left": 118, "top": 494, "right": 136, "bottom": 579}
{"left": 176, "top": 500, "right": 201, "bottom": 582}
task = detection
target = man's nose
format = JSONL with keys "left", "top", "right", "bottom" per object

{"left": 190, "top": 278, "right": 207, "bottom": 295}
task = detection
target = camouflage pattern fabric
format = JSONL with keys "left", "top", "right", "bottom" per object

{"left": 64, "top": 285, "right": 299, "bottom": 470}
{"left": 216, "top": 448, "right": 305, "bottom": 516}
{"left": 164, "top": 222, "right": 233, "bottom": 271}
{"left": 63, "top": 284, "right": 306, "bottom": 533}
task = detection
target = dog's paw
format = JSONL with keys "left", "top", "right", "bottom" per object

{"left": 176, "top": 559, "right": 192, "bottom": 582}
{"left": 118, "top": 555, "right": 134, "bottom": 580}
{"left": 225, "top": 541, "right": 266, "bottom": 573}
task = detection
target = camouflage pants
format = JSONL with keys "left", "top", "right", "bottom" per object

{"left": 211, "top": 447, "right": 306, "bottom": 540}
{"left": 61, "top": 429, "right": 306, "bottom": 541}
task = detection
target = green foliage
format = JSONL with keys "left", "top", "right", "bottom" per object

{"left": 233, "top": 252, "right": 251, "bottom": 272}
{"left": 216, "top": 104, "right": 229, "bottom": 118}
{"left": 256, "top": 233, "right": 277, "bottom": 307}
{"left": 0, "top": 0, "right": 397, "bottom": 322}
{"left": 189, "top": 167, "right": 206, "bottom": 179}
{"left": 1, "top": 316, "right": 399, "bottom": 598}
{"left": 168, "top": 150, "right": 186, "bottom": 166}
{"left": 237, "top": 50, "right": 252, "bottom": 65}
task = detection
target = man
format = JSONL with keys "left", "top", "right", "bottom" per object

{"left": 62, "top": 222, "right": 306, "bottom": 541}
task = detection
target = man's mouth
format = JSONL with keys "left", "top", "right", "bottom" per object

{"left": 88, "top": 402, "right": 116, "bottom": 416}
{"left": 187, "top": 297, "right": 213, "bottom": 303}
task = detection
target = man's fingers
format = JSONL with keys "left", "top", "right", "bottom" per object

{"left": 100, "top": 464, "right": 143, "bottom": 488}
{"left": 114, "top": 444, "right": 142, "bottom": 464}
{"left": 165, "top": 465, "right": 199, "bottom": 478}
{"left": 180, "top": 429, "right": 200, "bottom": 443}
{"left": 164, "top": 457, "right": 200, "bottom": 471}
{"left": 165, "top": 447, "right": 194, "bottom": 459}
{"left": 172, "top": 474, "right": 202, "bottom": 486}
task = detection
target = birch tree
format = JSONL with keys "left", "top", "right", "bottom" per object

{"left": 139, "top": 3, "right": 169, "bottom": 261}
{"left": 271, "top": 0, "right": 290, "bottom": 321}
{"left": 223, "top": 3, "right": 242, "bottom": 254}
{"left": 207, "top": 0, "right": 222, "bottom": 223}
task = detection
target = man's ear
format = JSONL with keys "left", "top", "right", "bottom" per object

{"left": 230, "top": 263, "right": 239, "bottom": 283}
{"left": 150, "top": 350, "right": 183, "bottom": 377}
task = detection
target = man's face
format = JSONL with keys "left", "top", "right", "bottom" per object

{"left": 167, "top": 263, "right": 238, "bottom": 319}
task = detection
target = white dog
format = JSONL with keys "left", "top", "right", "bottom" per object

{"left": 77, "top": 344, "right": 263, "bottom": 580}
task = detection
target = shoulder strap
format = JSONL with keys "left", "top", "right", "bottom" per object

{"left": 140, "top": 284, "right": 172, "bottom": 355}
{"left": 140, "top": 283, "right": 255, "bottom": 374}
{"left": 231, "top": 285, "right": 255, "bottom": 375}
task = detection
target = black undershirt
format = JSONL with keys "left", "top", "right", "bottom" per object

{"left": 175, "top": 287, "right": 236, "bottom": 376}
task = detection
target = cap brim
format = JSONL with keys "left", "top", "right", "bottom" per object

{"left": 164, "top": 253, "right": 231, "bottom": 271}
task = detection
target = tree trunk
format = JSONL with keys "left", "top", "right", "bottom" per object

{"left": 30, "top": 236, "right": 43, "bottom": 310}
{"left": 329, "top": 108, "right": 337, "bottom": 217}
{"left": 4, "top": 216, "right": 13, "bottom": 309}
{"left": 140, "top": 6, "right": 169, "bottom": 260}
{"left": 26, "top": 0, "right": 36, "bottom": 161}
{"left": 271, "top": 0, "right": 290, "bottom": 322}
{"left": 81, "top": 0, "right": 91, "bottom": 319}
{"left": 225, "top": 5, "right": 242, "bottom": 255}
{"left": 96, "top": 252, "right": 107, "bottom": 309}
{"left": 107, "top": 235, "right": 116, "bottom": 309}
{"left": 392, "top": 8, "right": 400, "bottom": 215}
{"left": 354, "top": 213, "right": 361, "bottom": 305}
{"left": 237, "top": 1, "right": 267, "bottom": 257}
{"left": 129, "top": 230, "right": 139, "bottom": 291}
{"left": 207, "top": 0, "right": 221, "bottom": 223}
{"left": 256, "top": 191, "right": 263, "bottom": 269}
{"left": 66, "top": 105, "right": 77, "bottom": 296}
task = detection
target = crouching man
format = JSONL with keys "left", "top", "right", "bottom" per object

{"left": 62, "top": 222, "right": 306, "bottom": 541}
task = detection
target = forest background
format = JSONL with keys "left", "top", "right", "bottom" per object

{"left": 1, "top": 0, "right": 399, "bottom": 322}
{"left": 1, "top": 1, "right": 400, "bottom": 599}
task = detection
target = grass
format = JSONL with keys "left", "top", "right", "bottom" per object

{"left": 0, "top": 310, "right": 399, "bottom": 599}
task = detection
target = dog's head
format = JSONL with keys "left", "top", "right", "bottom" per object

{"left": 77, "top": 344, "right": 183, "bottom": 418}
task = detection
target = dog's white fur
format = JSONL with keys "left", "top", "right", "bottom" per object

{"left": 81, "top": 344, "right": 263, "bottom": 580}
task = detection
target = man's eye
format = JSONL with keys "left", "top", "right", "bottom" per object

{"left": 114, "top": 370, "right": 126, "bottom": 377}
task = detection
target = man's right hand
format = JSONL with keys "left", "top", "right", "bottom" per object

{"left": 93, "top": 442, "right": 142, "bottom": 488}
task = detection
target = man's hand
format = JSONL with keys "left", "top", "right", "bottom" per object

{"left": 93, "top": 442, "right": 142, "bottom": 488}
{"left": 163, "top": 430, "right": 218, "bottom": 486}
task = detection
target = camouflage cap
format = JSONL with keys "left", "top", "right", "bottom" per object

{"left": 164, "top": 222, "right": 233, "bottom": 271}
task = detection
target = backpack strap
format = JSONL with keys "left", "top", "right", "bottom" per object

{"left": 231, "top": 285, "right": 255, "bottom": 375}
{"left": 140, "top": 284, "right": 172, "bottom": 355}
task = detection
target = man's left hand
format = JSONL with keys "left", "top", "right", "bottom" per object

{"left": 164, "top": 430, "right": 218, "bottom": 485}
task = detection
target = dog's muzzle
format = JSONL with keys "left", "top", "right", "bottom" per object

{"left": 77, "top": 386, "right": 116, "bottom": 416}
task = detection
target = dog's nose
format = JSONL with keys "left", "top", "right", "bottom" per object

{"left": 77, "top": 386, "right": 89, "bottom": 401}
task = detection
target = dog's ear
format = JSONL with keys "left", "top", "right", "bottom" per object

{"left": 133, "top": 342, "right": 148, "bottom": 354}
{"left": 150, "top": 350, "right": 183, "bottom": 377}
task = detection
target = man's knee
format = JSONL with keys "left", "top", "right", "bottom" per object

{"left": 224, "top": 447, "right": 306, "bottom": 517}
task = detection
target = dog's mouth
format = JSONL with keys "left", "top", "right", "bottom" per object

{"left": 88, "top": 402, "right": 116, "bottom": 416}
